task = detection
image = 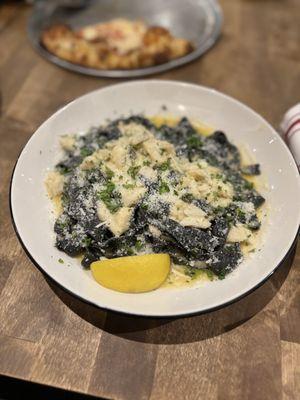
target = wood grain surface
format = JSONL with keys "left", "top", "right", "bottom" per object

{"left": 0, "top": 1, "right": 299, "bottom": 399}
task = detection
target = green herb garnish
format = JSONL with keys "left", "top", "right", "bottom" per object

{"left": 57, "top": 221, "right": 67, "bottom": 229}
{"left": 211, "top": 172, "right": 225, "bottom": 182}
{"left": 105, "top": 167, "right": 115, "bottom": 179}
{"left": 82, "top": 237, "right": 92, "bottom": 247}
{"left": 98, "top": 182, "right": 122, "bottom": 213}
{"left": 212, "top": 191, "right": 219, "bottom": 200}
{"left": 214, "top": 205, "right": 224, "bottom": 214}
{"left": 158, "top": 158, "right": 171, "bottom": 172}
{"left": 105, "top": 181, "right": 116, "bottom": 192}
{"left": 244, "top": 180, "right": 254, "bottom": 190}
{"left": 181, "top": 193, "right": 194, "bottom": 203}
{"left": 58, "top": 166, "right": 71, "bottom": 175}
{"left": 184, "top": 267, "right": 196, "bottom": 278}
{"left": 236, "top": 208, "right": 246, "bottom": 220}
{"left": 187, "top": 135, "right": 203, "bottom": 149}
{"left": 124, "top": 246, "right": 135, "bottom": 256}
{"left": 159, "top": 181, "right": 170, "bottom": 194}
{"left": 80, "top": 147, "right": 93, "bottom": 158}
{"left": 127, "top": 165, "right": 140, "bottom": 179}
{"left": 123, "top": 183, "right": 135, "bottom": 189}
{"left": 218, "top": 270, "right": 227, "bottom": 280}
{"left": 102, "top": 198, "right": 122, "bottom": 213}
{"left": 205, "top": 270, "right": 215, "bottom": 281}
{"left": 61, "top": 192, "right": 69, "bottom": 205}
{"left": 184, "top": 268, "right": 213, "bottom": 281}
{"left": 58, "top": 258, "right": 64, "bottom": 264}
{"left": 135, "top": 240, "right": 143, "bottom": 251}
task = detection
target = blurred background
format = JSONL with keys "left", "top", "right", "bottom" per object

{"left": 1, "top": 0, "right": 299, "bottom": 127}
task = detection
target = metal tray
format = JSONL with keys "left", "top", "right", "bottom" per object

{"left": 28, "top": 0, "right": 222, "bottom": 78}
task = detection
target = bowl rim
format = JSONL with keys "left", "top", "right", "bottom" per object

{"left": 9, "top": 80, "right": 300, "bottom": 317}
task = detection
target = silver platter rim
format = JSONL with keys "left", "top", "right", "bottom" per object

{"left": 27, "top": 0, "right": 223, "bottom": 78}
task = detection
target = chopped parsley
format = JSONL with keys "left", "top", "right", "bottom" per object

{"left": 244, "top": 180, "right": 254, "bottom": 190}
{"left": 127, "top": 165, "right": 140, "bottom": 179}
{"left": 82, "top": 237, "right": 92, "bottom": 247}
{"left": 125, "top": 246, "right": 135, "bottom": 256}
{"left": 184, "top": 267, "right": 196, "bottom": 278}
{"left": 158, "top": 158, "right": 171, "bottom": 171}
{"left": 98, "top": 182, "right": 122, "bottom": 213}
{"left": 236, "top": 208, "right": 246, "bottom": 221}
{"left": 184, "top": 267, "right": 215, "bottom": 281}
{"left": 105, "top": 181, "right": 116, "bottom": 192}
{"left": 105, "top": 167, "right": 115, "bottom": 179}
{"left": 58, "top": 165, "right": 71, "bottom": 175}
{"left": 159, "top": 181, "right": 170, "bottom": 194}
{"left": 218, "top": 270, "right": 227, "bottom": 280}
{"left": 58, "top": 258, "right": 64, "bottom": 264}
{"left": 212, "top": 191, "right": 219, "bottom": 200}
{"left": 205, "top": 269, "right": 215, "bottom": 281}
{"left": 181, "top": 193, "right": 194, "bottom": 203}
{"left": 187, "top": 134, "right": 203, "bottom": 149}
{"left": 57, "top": 221, "right": 67, "bottom": 229}
{"left": 123, "top": 183, "right": 135, "bottom": 189}
{"left": 80, "top": 147, "right": 93, "bottom": 157}
{"left": 211, "top": 173, "right": 226, "bottom": 182}
{"left": 61, "top": 192, "right": 69, "bottom": 205}
{"left": 135, "top": 240, "right": 143, "bottom": 251}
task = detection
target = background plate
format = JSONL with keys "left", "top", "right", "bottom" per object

{"left": 28, "top": 0, "right": 222, "bottom": 78}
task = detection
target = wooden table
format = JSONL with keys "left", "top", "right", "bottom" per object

{"left": 0, "top": 1, "right": 299, "bottom": 399}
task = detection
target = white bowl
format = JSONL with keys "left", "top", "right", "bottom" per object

{"left": 10, "top": 80, "right": 300, "bottom": 317}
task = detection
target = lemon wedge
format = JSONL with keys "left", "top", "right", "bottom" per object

{"left": 91, "top": 254, "right": 170, "bottom": 293}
